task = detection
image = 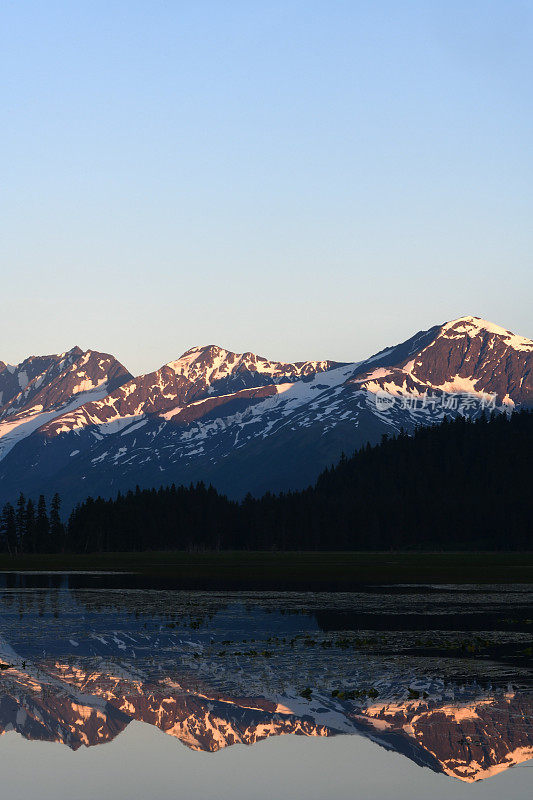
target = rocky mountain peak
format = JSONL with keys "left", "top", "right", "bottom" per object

{"left": 437, "top": 316, "right": 533, "bottom": 352}
{"left": 0, "top": 347, "right": 132, "bottom": 420}
{"left": 348, "top": 316, "right": 533, "bottom": 407}
{"left": 63, "top": 345, "right": 84, "bottom": 359}
{"left": 166, "top": 344, "right": 339, "bottom": 387}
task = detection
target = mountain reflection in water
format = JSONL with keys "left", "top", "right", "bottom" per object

{"left": 0, "top": 575, "right": 531, "bottom": 785}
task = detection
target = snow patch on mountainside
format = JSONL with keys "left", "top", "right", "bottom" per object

{"left": 239, "top": 362, "right": 358, "bottom": 418}
{"left": 429, "top": 375, "right": 481, "bottom": 394}
{"left": 0, "top": 384, "right": 115, "bottom": 462}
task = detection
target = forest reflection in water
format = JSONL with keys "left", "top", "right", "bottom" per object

{"left": 0, "top": 573, "right": 531, "bottom": 797}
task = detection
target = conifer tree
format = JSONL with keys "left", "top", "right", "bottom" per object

{"left": 15, "top": 493, "right": 26, "bottom": 552}
{"left": 35, "top": 495, "right": 49, "bottom": 553}
{"left": 24, "top": 499, "right": 36, "bottom": 553}
{"left": 50, "top": 493, "right": 63, "bottom": 552}
{"left": 1, "top": 503, "right": 17, "bottom": 555}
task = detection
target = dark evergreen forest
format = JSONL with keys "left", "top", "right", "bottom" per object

{"left": 2, "top": 411, "right": 531, "bottom": 553}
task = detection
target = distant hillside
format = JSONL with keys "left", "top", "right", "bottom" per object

{"left": 44, "top": 409, "right": 533, "bottom": 552}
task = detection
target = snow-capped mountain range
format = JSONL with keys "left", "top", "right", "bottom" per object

{"left": 0, "top": 316, "right": 531, "bottom": 508}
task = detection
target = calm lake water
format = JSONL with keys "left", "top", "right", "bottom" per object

{"left": 0, "top": 573, "right": 531, "bottom": 799}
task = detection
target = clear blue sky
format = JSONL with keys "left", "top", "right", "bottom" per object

{"left": 1, "top": 1, "right": 532, "bottom": 375}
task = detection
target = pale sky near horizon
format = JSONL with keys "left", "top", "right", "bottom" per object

{"left": 1, "top": 1, "right": 532, "bottom": 376}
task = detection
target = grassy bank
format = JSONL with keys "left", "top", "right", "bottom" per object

{"left": 0, "top": 551, "right": 531, "bottom": 588}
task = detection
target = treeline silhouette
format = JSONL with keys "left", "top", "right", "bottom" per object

{"left": 0, "top": 492, "right": 63, "bottom": 555}
{"left": 1, "top": 411, "right": 531, "bottom": 553}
